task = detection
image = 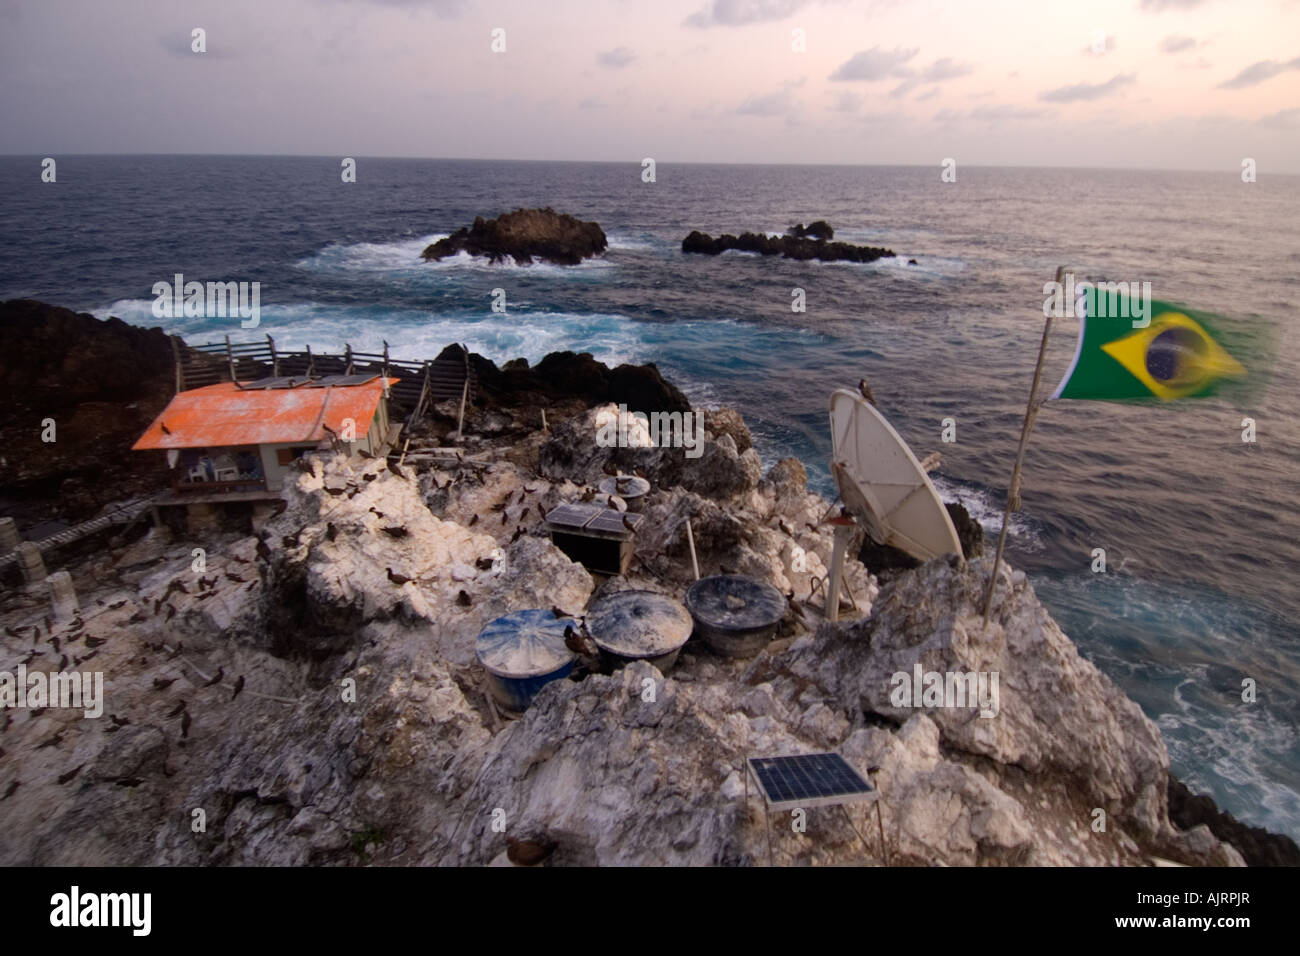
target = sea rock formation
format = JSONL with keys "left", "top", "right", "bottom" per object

{"left": 681, "top": 224, "right": 893, "bottom": 263}
{"left": 421, "top": 208, "right": 608, "bottom": 266}
{"left": 787, "top": 221, "right": 834, "bottom": 241}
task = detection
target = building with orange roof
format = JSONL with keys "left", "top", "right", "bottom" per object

{"left": 134, "top": 373, "right": 400, "bottom": 500}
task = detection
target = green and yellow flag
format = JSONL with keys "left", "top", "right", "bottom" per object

{"left": 1050, "top": 289, "right": 1251, "bottom": 402}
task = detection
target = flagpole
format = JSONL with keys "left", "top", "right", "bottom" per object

{"left": 981, "top": 265, "right": 1065, "bottom": 630}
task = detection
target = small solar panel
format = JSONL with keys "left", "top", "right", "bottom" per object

{"left": 747, "top": 753, "right": 874, "bottom": 810}
{"left": 239, "top": 376, "right": 310, "bottom": 390}
{"left": 586, "top": 510, "right": 641, "bottom": 535}
{"left": 309, "top": 374, "right": 379, "bottom": 388}
{"left": 545, "top": 503, "right": 602, "bottom": 529}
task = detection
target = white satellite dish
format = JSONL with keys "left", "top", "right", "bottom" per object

{"left": 829, "top": 388, "right": 962, "bottom": 562}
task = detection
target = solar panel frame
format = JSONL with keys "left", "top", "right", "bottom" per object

{"left": 545, "top": 503, "right": 602, "bottom": 529}
{"left": 746, "top": 753, "right": 875, "bottom": 811}
{"left": 308, "top": 374, "right": 380, "bottom": 388}
{"left": 585, "top": 510, "right": 641, "bottom": 535}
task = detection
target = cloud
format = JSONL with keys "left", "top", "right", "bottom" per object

{"left": 1257, "top": 107, "right": 1300, "bottom": 129}
{"left": 829, "top": 91, "right": 861, "bottom": 112}
{"left": 1218, "top": 57, "right": 1300, "bottom": 89}
{"left": 318, "top": 0, "right": 465, "bottom": 14}
{"left": 578, "top": 98, "right": 608, "bottom": 110}
{"left": 597, "top": 47, "right": 636, "bottom": 69}
{"left": 933, "top": 104, "right": 1052, "bottom": 124}
{"left": 1160, "top": 35, "right": 1197, "bottom": 53}
{"left": 889, "top": 79, "right": 918, "bottom": 98}
{"left": 736, "top": 87, "right": 799, "bottom": 116}
{"left": 921, "top": 57, "right": 973, "bottom": 81}
{"left": 1138, "top": 0, "right": 1210, "bottom": 10}
{"left": 829, "top": 46, "right": 918, "bottom": 81}
{"left": 685, "top": 0, "right": 810, "bottom": 28}
{"left": 1039, "top": 72, "right": 1136, "bottom": 102}
{"left": 916, "top": 86, "right": 940, "bottom": 102}
{"left": 970, "top": 104, "right": 1052, "bottom": 122}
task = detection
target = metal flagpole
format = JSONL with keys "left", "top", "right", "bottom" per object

{"left": 982, "top": 265, "right": 1065, "bottom": 630}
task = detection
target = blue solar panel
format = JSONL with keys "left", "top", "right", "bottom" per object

{"left": 747, "top": 753, "right": 873, "bottom": 809}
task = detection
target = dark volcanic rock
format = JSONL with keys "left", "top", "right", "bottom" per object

{"left": 0, "top": 299, "right": 178, "bottom": 521}
{"left": 945, "top": 501, "right": 984, "bottom": 558}
{"left": 446, "top": 345, "right": 691, "bottom": 416}
{"left": 421, "top": 207, "right": 607, "bottom": 266}
{"left": 786, "top": 220, "right": 834, "bottom": 241}
{"left": 1167, "top": 776, "right": 1300, "bottom": 867}
{"left": 681, "top": 225, "right": 892, "bottom": 263}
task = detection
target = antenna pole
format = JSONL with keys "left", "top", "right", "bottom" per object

{"left": 982, "top": 265, "right": 1064, "bottom": 629}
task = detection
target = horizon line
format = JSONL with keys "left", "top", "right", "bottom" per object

{"left": 1, "top": 152, "right": 1295, "bottom": 178}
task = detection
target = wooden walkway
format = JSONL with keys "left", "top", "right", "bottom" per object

{"left": 0, "top": 499, "right": 152, "bottom": 573}
{"left": 174, "top": 335, "right": 474, "bottom": 427}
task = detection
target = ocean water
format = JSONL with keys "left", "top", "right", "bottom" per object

{"left": 1, "top": 155, "right": 1297, "bottom": 838}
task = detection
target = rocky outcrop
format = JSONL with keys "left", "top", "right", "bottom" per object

{"left": 682, "top": 225, "right": 893, "bottom": 263}
{"left": 787, "top": 221, "right": 833, "bottom": 241}
{"left": 1167, "top": 777, "right": 1300, "bottom": 867}
{"left": 0, "top": 299, "right": 178, "bottom": 522}
{"left": 0, "top": 394, "right": 1255, "bottom": 868}
{"left": 421, "top": 208, "right": 607, "bottom": 266}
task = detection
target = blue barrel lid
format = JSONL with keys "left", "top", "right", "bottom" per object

{"left": 476, "top": 609, "right": 577, "bottom": 679}
{"left": 587, "top": 589, "right": 693, "bottom": 659}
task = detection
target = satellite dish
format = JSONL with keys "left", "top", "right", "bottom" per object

{"left": 829, "top": 388, "right": 961, "bottom": 562}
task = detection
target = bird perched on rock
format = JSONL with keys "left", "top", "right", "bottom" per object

{"left": 153, "top": 677, "right": 177, "bottom": 691}
{"left": 166, "top": 700, "right": 187, "bottom": 718}
{"left": 467, "top": 514, "right": 479, "bottom": 527}
{"left": 180, "top": 711, "right": 192, "bottom": 740}
{"left": 602, "top": 460, "right": 619, "bottom": 477}
{"left": 381, "top": 526, "right": 409, "bottom": 539}
{"left": 456, "top": 590, "right": 472, "bottom": 607}
{"left": 2, "top": 781, "right": 19, "bottom": 801}
{"left": 203, "top": 667, "right": 224, "bottom": 687}
{"left": 385, "top": 567, "right": 411, "bottom": 586}
{"left": 36, "top": 730, "right": 64, "bottom": 750}
{"left": 506, "top": 835, "right": 556, "bottom": 867}
{"left": 84, "top": 636, "right": 106, "bottom": 648}
{"left": 57, "top": 765, "right": 83, "bottom": 785}
{"left": 325, "top": 524, "right": 337, "bottom": 542}
{"left": 231, "top": 676, "right": 245, "bottom": 700}
{"left": 255, "top": 539, "right": 272, "bottom": 562}
{"left": 858, "top": 378, "right": 877, "bottom": 406}
{"left": 510, "top": 526, "right": 524, "bottom": 544}
{"left": 475, "top": 556, "right": 495, "bottom": 571}
{"left": 563, "top": 625, "right": 598, "bottom": 659}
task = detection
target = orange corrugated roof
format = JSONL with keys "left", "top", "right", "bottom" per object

{"left": 133, "top": 378, "right": 397, "bottom": 450}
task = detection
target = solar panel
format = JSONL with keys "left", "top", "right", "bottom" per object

{"left": 545, "top": 503, "right": 602, "bottom": 529}
{"left": 586, "top": 510, "right": 641, "bottom": 536}
{"left": 747, "top": 753, "right": 874, "bottom": 810}
{"left": 238, "top": 376, "right": 310, "bottom": 390}
{"left": 309, "top": 374, "right": 379, "bottom": 388}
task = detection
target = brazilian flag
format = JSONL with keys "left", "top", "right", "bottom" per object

{"left": 1050, "top": 288, "right": 1253, "bottom": 402}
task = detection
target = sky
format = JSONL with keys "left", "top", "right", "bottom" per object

{"left": 0, "top": 0, "right": 1298, "bottom": 172}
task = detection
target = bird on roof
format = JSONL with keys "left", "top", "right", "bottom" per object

{"left": 160, "top": 421, "right": 172, "bottom": 435}
{"left": 858, "top": 379, "right": 877, "bottom": 406}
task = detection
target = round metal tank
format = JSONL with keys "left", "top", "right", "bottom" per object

{"left": 475, "top": 609, "right": 577, "bottom": 714}
{"left": 586, "top": 589, "right": 693, "bottom": 671}
{"left": 684, "top": 574, "right": 785, "bottom": 658}
{"left": 598, "top": 475, "right": 651, "bottom": 512}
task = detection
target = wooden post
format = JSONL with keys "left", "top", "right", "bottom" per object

{"left": 171, "top": 336, "right": 183, "bottom": 393}
{"left": 982, "top": 266, "right": 1065, "bottom": 629}
{"left": 685, "top": 519, "right": 700, "bottom": 581}
{"left": 268, "top": 333, "right": 278, "bottom": 376}
{"left": 455, "top": 376, "right": 469, "bottom": 438}
{"left": 826, "top": 516, "right": 853, "bottom": 621}
{"left": 344, "top": 343, "right": 353, "bottom": 375}
{"left": 224, "top": 334, "right": 236, "bottom": 382}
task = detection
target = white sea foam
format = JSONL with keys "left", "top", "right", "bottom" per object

{"left": 295, "top": 234, "right": 616, "bottom": 276}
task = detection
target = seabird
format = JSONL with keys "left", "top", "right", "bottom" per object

{"left": 858, "top": 378, "right": 877, "bottom": 406}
